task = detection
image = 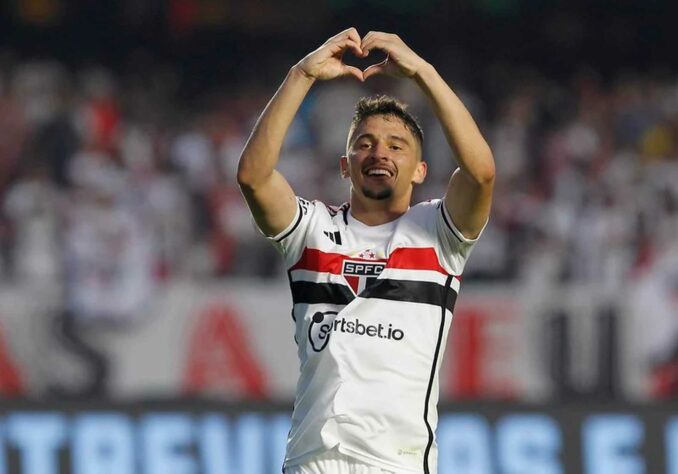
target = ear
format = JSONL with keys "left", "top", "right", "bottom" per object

{"left": 412, "top": 160, "right": 427, "bottom": 184}
{"left": 339, "top": 156, "right": 350, "bottom": 178}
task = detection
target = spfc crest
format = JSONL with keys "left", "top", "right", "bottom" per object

{"left": 342, "top": 260, "right": 386, "bottom": 295}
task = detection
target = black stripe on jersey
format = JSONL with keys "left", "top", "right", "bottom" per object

{"left": 275, "top": 201, "right": 304, "bottom": 242}
{"left": 359, "top": 278, "right": 458, "bottom": 312}
{"left": 423, "top": 274, "right": 453, "bottom": 474}
{"left": 286, "top": 272, "right": 298, "bottom": 348}
{"left": 439, "top": 201, "right": 464, "bottom": 243}
{"left": 290, "top": 281, "right": 355, "bottom": 306}
{"left": 341, "top": 204, "right": 349, "bottom": 225}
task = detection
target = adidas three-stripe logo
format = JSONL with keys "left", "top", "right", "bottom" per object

{"left": 323, "top": 230, "right": 342, "bottom": 245}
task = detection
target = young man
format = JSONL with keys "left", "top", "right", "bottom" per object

{"left": 238, "top": 28, "right": 495, "bottom": 474}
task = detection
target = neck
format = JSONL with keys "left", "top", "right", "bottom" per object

{"left": 348, "top": 190, "right": 411, "bottom": 226}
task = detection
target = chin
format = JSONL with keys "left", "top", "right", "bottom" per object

{"left": 362, "top": 186, "right": 393, "bottom": 201}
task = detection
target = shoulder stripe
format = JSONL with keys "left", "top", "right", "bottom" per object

{"left": 275, "top": 201, "right": 304, "bottom": 242}
{"left": 290, "top": 281, "right": 355, "bottom": 306}
{"left": 359, "top": 278, "right": 457, "bottom": 312}
{"left": 439, "top": 202, "right": 464, "bottom": 243}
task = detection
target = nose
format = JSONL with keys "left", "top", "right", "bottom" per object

{"left": 369, "top": 141, "right": 390, "bottom": 160}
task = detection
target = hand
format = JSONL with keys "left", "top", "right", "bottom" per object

{"left": 296, "top": 28, "right": 364, "bottom": 82}
{"left": 360, "top": 32, "right": 428, "bottom": 80}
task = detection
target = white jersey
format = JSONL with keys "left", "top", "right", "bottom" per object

{"left": 269, "top": 197, "right": 481, "bottom": 474}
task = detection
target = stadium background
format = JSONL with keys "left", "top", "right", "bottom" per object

{"left": 0, "top": 0, "right": 676, "bottom": 472}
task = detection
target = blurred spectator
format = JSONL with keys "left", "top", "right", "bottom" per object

{"left": 65, "top": 152, "right": 156, "bottom": 324}
{"left": 1, "top": 54, "right": 677, "bottom": 285}
{"left": 3, "top": 163, "right": 62, "bottom": 284}
{"left": 0, "top": 51, "right": 677, "bottom": 400}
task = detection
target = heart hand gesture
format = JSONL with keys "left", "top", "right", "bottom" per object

{"left": 296, "top": 28, "right": 365, "bottom": 82}
{"left": 359, "top": 31, "right": 428, "bottom": 80}
{"left": 296, "top": 29, "right": 427, "bottom": 83}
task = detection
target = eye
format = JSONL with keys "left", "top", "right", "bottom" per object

{"left": 358, "top": 142, "right": 372, "bottom": 149}
{"left": 390, "top": 145, "right": 402, "bottom": 151}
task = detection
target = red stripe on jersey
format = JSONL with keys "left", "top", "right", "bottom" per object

{"left": 290, "top": 248, "right": 383, "bottom": 275}
{"left": 387, "top": 247, "right": 452, "bottom": 276}
{"left": 290, "top": 247, "right": 459, "bottom": 279}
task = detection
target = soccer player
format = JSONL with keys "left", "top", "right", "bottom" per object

{"left": 238, "top": 28, "right": 495, "bottom": 474}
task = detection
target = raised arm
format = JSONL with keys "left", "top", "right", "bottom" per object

{"left": 361, "top": 32, "right": 495, "bottom": 239}
{"left": 237, "top": 28, "right": 363, "bottom": 236}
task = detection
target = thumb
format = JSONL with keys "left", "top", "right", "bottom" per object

{"left": 343, "top": 65, "right": 364, "bottom": 82}
{"left": 363, "top": 61, "right": 387, "bottom": 80}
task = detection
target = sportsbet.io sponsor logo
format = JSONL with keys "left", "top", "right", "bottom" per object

{"left": 308, "top": 311, "right": 404, "bottom": 352}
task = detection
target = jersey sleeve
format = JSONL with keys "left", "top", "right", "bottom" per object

{"left": 266, "top": 196, "right": 318, "bottom": 267}
{"left": 432, "top": 199, "right": 487, "bottom": 276}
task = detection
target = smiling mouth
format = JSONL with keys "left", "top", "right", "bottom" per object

{"left": 363, "top": 167, "right": 394, "bottom": 179}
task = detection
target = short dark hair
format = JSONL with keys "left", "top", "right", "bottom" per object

{"left": 347, "top": 95, "right": 424, "bottom": 152}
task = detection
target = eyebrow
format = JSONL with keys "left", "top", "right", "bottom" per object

{"left": 353, "top": 133, "right": 412, "bottom": 146}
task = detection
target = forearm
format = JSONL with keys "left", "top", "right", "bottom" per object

{"left": 414, "top": 63, "right": 495, "bottom": 183}
{"left": 237, "top": 65, "right": 315, "bottom": 188}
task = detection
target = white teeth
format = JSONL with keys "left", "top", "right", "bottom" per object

{"left": 366, "top": 169, "right": 390, "bottom": 176}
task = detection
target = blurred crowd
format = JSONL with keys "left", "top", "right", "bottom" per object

{"left": 0, "top": 55, "right": 677, "bottom": 314}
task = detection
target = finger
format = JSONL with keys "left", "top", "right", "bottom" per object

{"left": 361, "top": 35, "right": 393, "bottom": 57}
{"left": 345, "top": 39, "right": 363, "bottom": 57}
{"left": 362, "top": 31, "right": 389, "bottom": 45}
{"left": 339, "top": 38, "right": 363, "bottom": 57}
{"left": 362, "top": 30, "right": 385, "bottom": 43}
{"left": 345, "top": 28, "right": 362, "bottom": 47}
{"left": 363, "top": 60, "right": 387, "bottom": 80}
{"left": 342, "top": 65, "right": 364, "bottom": 82}
{"left": 360, "top": 31, "right": 378, "bottom": 56}
{"left": 328, "top": 38, "right": 362, "bottom": 57}
{"left": 333, "top": 27, "right": 360, "bottom": 43}
{"left": 362, "top": 30, "right": 399, "bottom": 50}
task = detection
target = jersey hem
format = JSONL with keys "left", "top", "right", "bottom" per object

{"left": 283, "top": 446, "right": 337, "bottom": 472}
{"left": 336, "top": 445, "right": 426, "bottom": 473}
{"left": 285, "top": 445, "right": 426, "bottom": 473}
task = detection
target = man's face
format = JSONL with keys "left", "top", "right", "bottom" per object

{"left": 341, "top": 114, "right": 426, "bottom": 202}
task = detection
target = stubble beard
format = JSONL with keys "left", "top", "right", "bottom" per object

{"left": 362, "top": 185, "right": 393, "bottom": 201}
